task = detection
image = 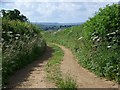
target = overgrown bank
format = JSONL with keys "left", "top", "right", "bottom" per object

{"left": 2, "top": 9, "right": 46, "bottom": 85}
{"left": 44, "top": 4, "right": 120, "bottom": 83}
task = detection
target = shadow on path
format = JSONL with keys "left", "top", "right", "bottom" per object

{"left": 7, "top": 46, "right": 54, "bottom": 88}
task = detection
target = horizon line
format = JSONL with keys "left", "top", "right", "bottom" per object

{"left": 31, "top": 22, "right": 85, "bottom": 23}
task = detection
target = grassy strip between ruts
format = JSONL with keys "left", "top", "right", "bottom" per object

{"left": 45, "top": 43, "right": 77, "bottom": 89}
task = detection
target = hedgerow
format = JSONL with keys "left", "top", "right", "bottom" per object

{"left": 2, "top": 19, "right": 46, "bottom": 85}
{"left": 44, "top": 4, "right": 120, "bottom": 83}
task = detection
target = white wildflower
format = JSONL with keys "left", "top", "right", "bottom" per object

{"left": 107, "top": 32, "right": 116, "bottom": 36}
{"left": 2, "top": 31, "right": 6, "bottom": 33}
{"left": 96, "top": 37, "right": 101, "bottom": 42}
{"left": 8, "top": 31, "right": 12, "bottom": 34}
{"left": 34, "top": 34, "right": 37, "bottom": 36}
{"left": 116, "top": 30, "right": 118, "bottom": 32}
{"left": 91, "top": 32, "right": 95, "bottom": 36}
{"left": 15, "top": 37, "right": 19, "bottom": 39}
{"left": 113, "top": 40, "right": 117, "bottom": 42}
{"left": 78, "top": 37, "right": 83, "bottom": 40}
{"left": 106, "top": 33, "right": 110, "bottom": 36}
{"left": 6, "top": 45, "right": 9, "bottom": 48}
{"left": 1, "top": 38, "right": 4, "bottom": 41}
{"left": 16, "top": 34, "right": 20, "bottom": 36}
{"left": 110, "top": 32, "right": 116, "bottom": 35}
{"left": 107, "top": 46, "right": 111, "bottom": 48}
{"left": 27, "top": 36, "right": 30, "bottom": 39}
{"left": 92, "top": 36, "right": 99, "bottom": 41}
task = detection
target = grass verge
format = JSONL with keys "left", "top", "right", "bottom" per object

{"left": 45, "top": 43, "right": 77, "bottom": 89}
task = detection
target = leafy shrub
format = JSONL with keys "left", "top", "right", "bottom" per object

{"left": 44, "top": 4, "right": 120, "bottom": 83}
{"left": 2, "top": 19, "right": 46, "bottom": 85}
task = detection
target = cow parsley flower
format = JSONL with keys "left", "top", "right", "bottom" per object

{"left": 107, "top": 46, "right": 111, "bottom": 48}
{"left": 8, "top": 31, "right": 13, "bottom": 34}
{"left": 15, "top": 37, "right": 19, "bottom": 39}
{"left": 78, "top": 37, "right": 83, "bottom": 40}
{"left": 16, "top": 34, "right": 20, "bottom": 36}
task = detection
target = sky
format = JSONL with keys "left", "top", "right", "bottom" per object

{"left": 0, "top": 0, "right": 119, "bottom": 23}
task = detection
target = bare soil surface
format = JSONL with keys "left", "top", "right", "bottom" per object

{"left": 56, "top": 44, "right": 118, "bottom": 88}
{"left": 7, "top": 46, "right": 56, "bottom": 88}
{"left": 7, "top": 44, "right": 118, "bottom": 89}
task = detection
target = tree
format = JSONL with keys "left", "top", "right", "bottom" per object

{"left": 1, "top": 9, "right": 28, "bottom": 22}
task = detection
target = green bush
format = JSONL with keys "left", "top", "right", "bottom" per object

{"left": 44, "top": 4, "right": 120, "bottom": 83}
{"left": 2, "top": 19, "right": 46, "bottom": 85}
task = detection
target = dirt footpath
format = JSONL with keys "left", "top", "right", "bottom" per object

{"left": 7, "top": 46, "right": 55, "bottom": 88}
{"left": 57, "top": 44, "right": 118, "bottom": 88}
{"left": 7, "top": 44, "right": 118, "bottom": 89}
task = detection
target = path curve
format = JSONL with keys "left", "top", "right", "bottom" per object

{"left": 55, "top": 44, "right": 118, "bottom": 88}
{"left": 7, "top": 43, "right": 118, "bottom": 89}
{"left": 7, "top": 46, "right": 55, "bottom": 88}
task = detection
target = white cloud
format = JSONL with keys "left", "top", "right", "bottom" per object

{"left": 1, "top": 1, "right": 118, "bottom": 23}
{"left": 1, "top": 0, "right": 119, "bottom": 2}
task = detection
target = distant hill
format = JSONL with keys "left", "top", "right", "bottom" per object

{"left": 32, "top": 22, "right": 84, "bottom": 30}
{"left": 36, "top": 22, "right": 59, "bottom": 25}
